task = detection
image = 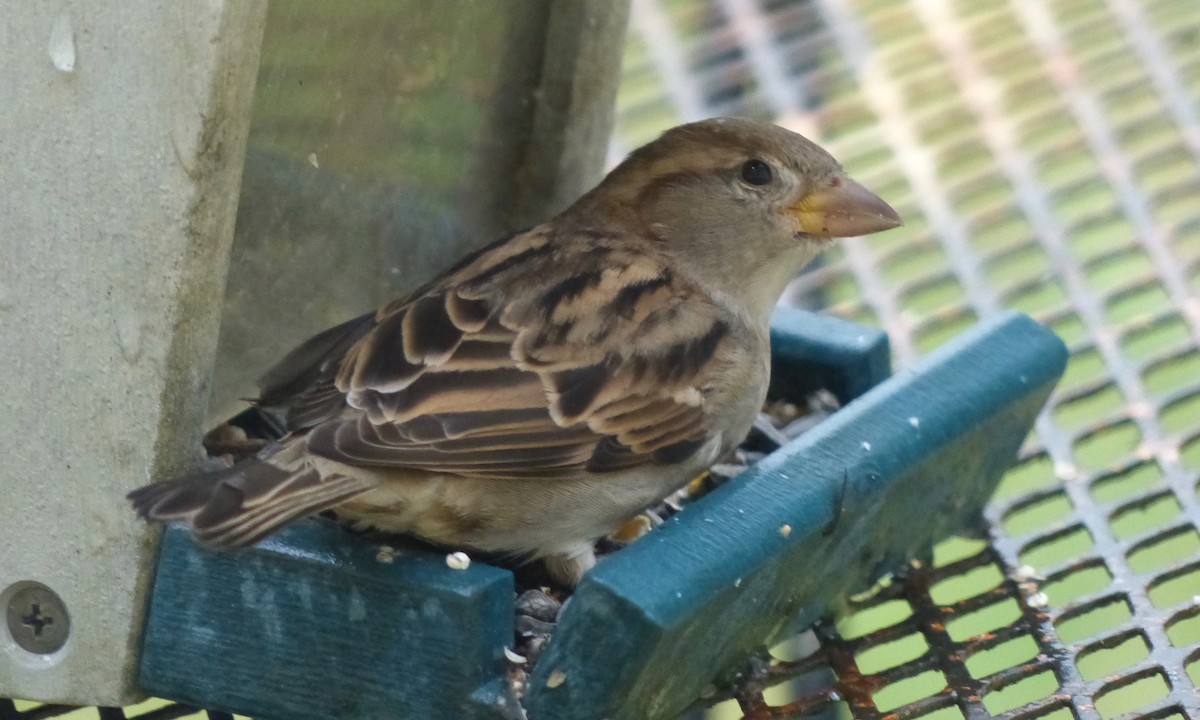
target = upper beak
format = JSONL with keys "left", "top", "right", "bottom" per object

{"left": 792, "top": 172, "right": 902, "bottom": 238}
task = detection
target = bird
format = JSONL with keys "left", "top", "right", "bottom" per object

{"left": 128, "top": 118, "right": 901, "bottom": 585}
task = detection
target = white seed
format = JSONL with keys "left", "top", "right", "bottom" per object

{"left": 446, "top": 551, "right": 471, "bottom": 570}
{"left": 546, "top": 669, "right": 567, "bottom": 688}
{"left": 779, "top": 524, "right": 792, "bottom": 538}
{"left": 1028, "top": 591, "right": 1049, "bottom": 608}
{"left": 1012, "top": 564, "right": 1041, "bottom": 582}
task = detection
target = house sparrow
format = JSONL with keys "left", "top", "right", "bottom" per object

{"left": 128, "top": 118, "right": 900, "bottom": 585}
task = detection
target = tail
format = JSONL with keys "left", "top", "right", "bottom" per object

{"left": 127, "top": 458, "right": 374, "bottom": 548}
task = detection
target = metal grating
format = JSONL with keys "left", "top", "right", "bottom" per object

{"left": 7, "top": 1, "right": 1199, "bottom": 717}
{"left": 0, "top": 699, "right": 237, "bottom": 720}
{"left": 615, "top": 0, "right": 1200, "bottom": 717}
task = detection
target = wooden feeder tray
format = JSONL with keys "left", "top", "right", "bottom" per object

{"left": 137, "top": 310, "right": 1066, "bottom": 720}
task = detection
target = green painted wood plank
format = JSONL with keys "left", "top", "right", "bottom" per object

{"left": 523, "top": 312, "right": 1067, "bottom": 720}
{"left": 137, "top": 311, "right": 1047, "bottom": 720}
{"left": 139, "top": 524, "right": 517, "bottom": 720}
{"left": 770, "top": 308, "right": 892, "bottom": 404}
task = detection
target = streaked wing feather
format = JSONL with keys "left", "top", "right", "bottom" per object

{"left": 193, "top": 470, "right": 371, "bottom": 547}
{"left": 128, "top": 463, "right": 375, "bottom": 548}
{"left": 260, "top": 226, "right": 732, "bottom": 481}
{"left": 283, "top": 382, "right": 344, "bottom": 430}
{"left": 257, "top": 311, "right": 377, "bottom": 421}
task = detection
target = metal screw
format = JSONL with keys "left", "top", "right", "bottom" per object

{"left": 5, "top": 584, "right": 70, "bottom": 654}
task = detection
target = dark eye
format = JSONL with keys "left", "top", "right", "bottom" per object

{"left": 741, "top": 159, "right": 773, "bottom": 186}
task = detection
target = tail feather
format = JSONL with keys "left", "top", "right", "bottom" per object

{"left": 195, "top": 475, "right": 369, "bottom": 547}
{"left": 127, "top": 460, "right": 374, "bottom": 548}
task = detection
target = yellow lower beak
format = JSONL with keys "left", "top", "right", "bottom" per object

{"left": 793, "top": 173, "right": 902, "bottom": 238}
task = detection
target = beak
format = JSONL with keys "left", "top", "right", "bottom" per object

{"left": 792, "top": 173, "right": 902, "bottom": 237}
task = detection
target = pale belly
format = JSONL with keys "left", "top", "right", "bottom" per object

{"left": 334, "top": 432, "right": 727, "bottom": 559}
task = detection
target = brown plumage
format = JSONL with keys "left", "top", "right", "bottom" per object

{"left": 128, "top": 118, "right": 901, "bottom": 584}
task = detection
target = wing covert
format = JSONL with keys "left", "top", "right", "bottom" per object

{"left": 256, "top": 227, "right": 735, "bottom": 480}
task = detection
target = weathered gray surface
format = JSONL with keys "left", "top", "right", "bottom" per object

{"left": 207, "top": 0, "right": 632, "bottom": 424}
{"left": 0, "top": 1, "right": 265, "bottom": 704}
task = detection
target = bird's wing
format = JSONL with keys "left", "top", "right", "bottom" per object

{"left": 263, "top": 225, "right": 736, "bottom": 479}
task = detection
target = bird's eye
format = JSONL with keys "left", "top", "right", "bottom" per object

{"left": 741, "top": 159, "right": 773, "bottom": 186}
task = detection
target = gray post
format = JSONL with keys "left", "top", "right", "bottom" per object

{"left": 0, "top": 2, "right": 266, "bottom": 705}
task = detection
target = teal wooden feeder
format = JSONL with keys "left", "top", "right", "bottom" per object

{"left": 136, "top": 309, "right": 1066, "bottom": 720}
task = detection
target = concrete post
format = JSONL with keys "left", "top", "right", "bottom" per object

{"left": 0, "top": 1, "right": 266, "bottom": 705}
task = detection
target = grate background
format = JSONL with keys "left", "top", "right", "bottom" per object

{"left": 7, "top": 0, "right": 1199, "bottom": 717}
{"left": 612, "top": 0, "right": 1200, "bottom": 717}
{"left": 0, "top": 700, "right": 241, "bottom": 720}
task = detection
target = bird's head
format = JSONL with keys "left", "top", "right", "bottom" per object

{"left": 573, "top": 118, "right": 902, "bottom": 320}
